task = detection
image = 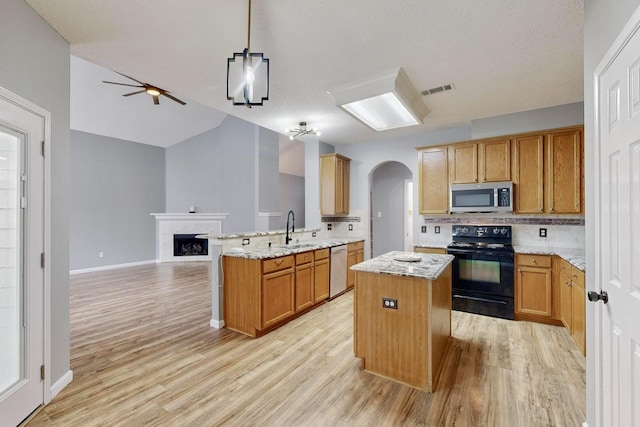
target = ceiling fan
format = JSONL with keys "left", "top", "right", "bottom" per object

{"left": 102, "top": 72, "right": 186, "bottom": 106}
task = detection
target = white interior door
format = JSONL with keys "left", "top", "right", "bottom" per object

{"left": 0, "top": 94, "right": 45, "bottom": 426}
{"left": 594, "top": 7, "right": 640, "bottom": 426}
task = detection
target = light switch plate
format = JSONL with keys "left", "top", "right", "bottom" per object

{"left": 539, "top": 228, "right": 547, "bottom": 238}
{"left": 421, "top": 226, "right": 427, "bottom": 233}
{"left": 435, "top": 226, "right": 441, "bottom": 234}
{"left": 348, "top": 224, "right": 353, "bottom": 231}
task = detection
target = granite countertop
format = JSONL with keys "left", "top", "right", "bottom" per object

{"left": 514, "top": 246, "right": 585, "bottom": 271}
{"left": 222, "top": 238, "right": 364, "bottom": 260}
{"left": 414, "top": 243, "right": 449, "bottom": 249}
{"left": 350, "top": 251, "right": 454, "bottom": 280}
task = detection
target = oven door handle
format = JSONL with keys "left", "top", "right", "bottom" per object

{"left": 452, "top": 294, "right": 508, "bottom": 305}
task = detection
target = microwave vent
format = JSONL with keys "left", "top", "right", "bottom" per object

{"left": 421, "top": 83, "right": 455, "bottom": 96}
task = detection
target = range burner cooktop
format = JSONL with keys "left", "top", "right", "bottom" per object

{"left": 448, "top": 225, "right": 514, "bottom": 253}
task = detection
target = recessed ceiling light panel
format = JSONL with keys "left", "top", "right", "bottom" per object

{"left": 328, "top": 67, "right": 430, "bottom": 131}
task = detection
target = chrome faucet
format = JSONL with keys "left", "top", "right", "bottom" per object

{"left": 285, "top": 210, "right": 295, "bottom": 245}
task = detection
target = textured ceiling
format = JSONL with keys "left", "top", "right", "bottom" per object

{"left": 26, "top": 0, "right": 584, "bottom": 146}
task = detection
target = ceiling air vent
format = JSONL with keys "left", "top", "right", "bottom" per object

{"left": 421, "top": 83, "right": 455, "bottom": 96}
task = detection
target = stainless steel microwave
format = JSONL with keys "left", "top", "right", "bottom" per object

{"left": 450, "top": 181, "right": 513, "bottom": 213}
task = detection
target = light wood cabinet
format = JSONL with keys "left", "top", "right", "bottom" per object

{"left": 320, "top": 153, "right": 350, "bottom": 215}
{"left": 295, "top": 252, "right": 314, "bottom": 312}
{"left": 418, "top": 147, "right": 449, "bottom": 214}
{"left": 448, "top": 142, "right": 478, "bottom": 184}
{"left": 313, "top": 249, "right": 330, "bottom": 303}
{"left": 347, "top": 241, "right": 365, "bottom": 289}
{"left": 559, "top": 258, "right": 585, "bottom": 355}
{"left": 414, "top": 246, "right": 447, "bottom": 254}
{"left": 448, "top": 138, "right": 511, "bottom": 184}
{"left": 515, "top": 254, "right": 553, "bottom": 320}
{"left": 546, "top": 128, "right": 582, "bottom": 213}
{"left": 262, "top": 259, "right": 295, "bottom": 329}
{"left": 513, "top": 134, "right": 545, "bottom": 213}
{"left": 479, "top": 138, "right": 511, "bottom": 182}
{"left": 224, "top": 250, "right": 333, "bottom": 338}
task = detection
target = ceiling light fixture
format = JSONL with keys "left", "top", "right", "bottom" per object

{"left": 285, "top": 122, "right": 321, "bottom": 140}
{"left": 328, "top": 67, "right": 430, "bottom": 131}
{"left": 227, "top": 0, "right": 270, "bottom": 108}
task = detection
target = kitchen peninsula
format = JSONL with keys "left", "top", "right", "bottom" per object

{"left": 351, "top": 251, "right": 454, "bottom": 392}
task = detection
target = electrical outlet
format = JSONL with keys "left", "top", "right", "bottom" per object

{"left": 539, "top": 228, "right": 547, "bottom": 238}
{"left": 382, "top": 298, "right": 398, "bottom": 309}
{"left": 348, "top": 224, "right": 353, "bottom": 231}
{"left": 312, "top": 232, "right": 316, "bottom": 237}
{"left": 435, "top": 226, "right": 441, "bottom": 234}
{"left": 242, "top": 238, "right": 250, "bottom": 245}
{"left": 99, "top": 252, "right": 104, "bottom": 258}
{"left": 421, "top": 226, "right": 427, "bottom": 233}
{"left": 327, "top": 224, "right": 332, "bottom": 231}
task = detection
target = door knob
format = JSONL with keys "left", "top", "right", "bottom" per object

{"left": 588, "top": 290, "right": 609, "bottom": 304}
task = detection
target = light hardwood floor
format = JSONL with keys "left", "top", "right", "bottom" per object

{"left": 27, "top": 262, "right": 585, "bottom": 427}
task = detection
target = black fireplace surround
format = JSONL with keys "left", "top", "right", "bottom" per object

{"left": 173, "top": 234, "right": 208, "bottom": 256}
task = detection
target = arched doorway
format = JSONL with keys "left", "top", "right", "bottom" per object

{"left": 370, "top": 161, "right": 412, "bottom": 257}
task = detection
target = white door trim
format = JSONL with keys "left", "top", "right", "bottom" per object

{"left": 592, "top": 4, "right": 640, "bottom": 426}
{"left": 0, "top": 87, "right": 52, "bottom": 404}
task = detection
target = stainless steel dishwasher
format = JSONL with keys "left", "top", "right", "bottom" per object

{"left": 329, "top": 245, "right": 348, "bottom": 299}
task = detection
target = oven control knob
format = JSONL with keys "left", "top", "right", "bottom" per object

{"left": 461, "top": 227, "right": 468, "bottom": 233}
{"left": 501, "top": 228, "right": 508, "bottom": 234}
{"left": 493, "top": 229, "right": 499, "bottom": 234}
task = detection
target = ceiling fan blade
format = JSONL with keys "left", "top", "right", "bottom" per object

{"left": 103, "top": 81, "right": 144, "bottom": 88}
{"left": 122, "top": 90, "right": 147, "bottom": 97}
{"left": 162, "top": 93, "right": 187, "bottom": 105}
{"left": 153, "top": 95, "right": 160, "bottom": 105}
{"left": 114, "top": 72, "right": 146, "bottom": 86}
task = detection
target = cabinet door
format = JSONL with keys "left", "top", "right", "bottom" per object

{"left": 559, "top": 269, "right": 573, "bottom": 330}
{"left": 513, "top": 134, "right": 544, "bottom": 213}
{"left": 418, "top": 147, "right": 449, "bottom": 214}
{"left": 313, "top": 258, "right": 329, "bottom": 303}
{"left": 295, "top": 264, "right": 314, "bottom": 312}
{"left": 571, "top": 268, "right": 586, "bottom": 355}
{"left": 546, "top": 129, "right": 582, "bottom": 213}
{"left": 336, "top": 156, "right": 345, "bottom": 214}
{"left": 449, "top": 143, "right": 478, "bottom": 184}
{"left": 347, "top": 251, "right": 357, "bottom": 289}
{"left": 479, "top": 138, "right": 511, "bottom": 182}
{"left": 341, "top": 159, "right": 350, "bottom": 214}
{"left": 262, "top": 269, "right": 295, "bottom": 329}
{"left": 516, "top": 266, "right": 552, "bottom": 317}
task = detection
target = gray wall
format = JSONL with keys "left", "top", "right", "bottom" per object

{"left": 166, "top": 115, "right": 280, "bottom": 233}
{"left": 70, "top": 131, "right": 165, "bottom": 270}
{"left": 371, "top": 162, "right": 412, "bottom": 257}
{"left": 279, "top": 173, "right": 305, "bottom": 229}
{"left": 584, "top": 0, "right": 640, "bottom": 425}
{"left": 1, "top": 0, "right": 71, "bottom": 385}
{"left": 471, "top": 102, "right": 584, "bottom": 139}
{"left": 258, "top": 127, "right": 280, "bottom": 213}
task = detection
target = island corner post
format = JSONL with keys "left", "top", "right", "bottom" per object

{"left": 352, "top": 252, "right": 453, "bottom": 392}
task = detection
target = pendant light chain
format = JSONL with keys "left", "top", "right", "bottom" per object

{"left": 247, "top": 0, "right": 252, "bottom": 52}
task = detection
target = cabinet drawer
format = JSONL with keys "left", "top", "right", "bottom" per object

{"left": 348, "top": 241, "right": 364, "bottom": 252}
{"left": 516, "top": 254, "right": 552, "bottom": 268}
{"left": 263, "top": 255, "right": 294, "bottom": 274}
{"left": 295, "top": 251, "right": 314, "bottom": 265}
{"left": 314, "top": 248, "right": 329, "bottom": 260}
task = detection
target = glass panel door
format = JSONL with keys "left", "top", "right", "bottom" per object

{"left": 0, "top": 127, "right": 24, "bottom": 395}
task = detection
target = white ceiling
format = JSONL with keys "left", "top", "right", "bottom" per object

{"left": 26, "top": 0, "right": 584, "bottom": 147}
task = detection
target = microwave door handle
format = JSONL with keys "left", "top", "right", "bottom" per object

{"left": 494, "top": 189, "right": 498, "bottom": 207}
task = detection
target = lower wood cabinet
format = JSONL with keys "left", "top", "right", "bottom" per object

{"left": 515, "top": 253, "right": 586, "bottom": 356}
{"left": 223, "top": 249, "right": 335, "bottom": 338}
{"left": 314, "top": 248, "right": 330, "bottom": 303}
{"left": 347, "top": 241, "right": 365, "bottom": 289}
{"left": 414, "top": 246, "right": 447, "bottom": 254}
{"left": 515, "top": 254, "right": 553, "bottom": 320}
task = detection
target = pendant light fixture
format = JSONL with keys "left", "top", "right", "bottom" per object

{"left": 285, "top": 122, "right": 321, "bottom": 140}
{"left": 227, "top": 0, "right": 270, "bottom": 108}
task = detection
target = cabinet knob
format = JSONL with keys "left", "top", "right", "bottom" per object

{"left": 531, "top": 259, "right": 537, "bottom": 264}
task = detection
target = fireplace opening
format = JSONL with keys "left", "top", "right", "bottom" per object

{"left": 173, "top": 234, "right": 208, "bottom": 256}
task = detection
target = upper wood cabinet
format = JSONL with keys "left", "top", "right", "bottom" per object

{"left": 418, "top": 146, "right": 449, "bottom": 214}
{"left": 448, "top": 142, "right": 478, "bottom": 184}
{"left": 479, "top": 138, "right": 511, "bottom": 182}
{"left": 448, "top": 138, "right": 511, "bottom": 184}
{"left": 320, "top": 153, "right": 350, "bottom": 215}
{"left": 546, "top": 128, "right": 582, "bottom": 214}
{"left": 513, "top": 134, "right": 545, "bottom": 213}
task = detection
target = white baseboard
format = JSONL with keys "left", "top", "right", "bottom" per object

{"left": 210, "top": 319, "right": 225, "bottom": 329}
{"left": 50, "top": 369, "right": 73, "bottom": 401}
{"left": 70, "top": 259, "right": 157, "bottom": 275}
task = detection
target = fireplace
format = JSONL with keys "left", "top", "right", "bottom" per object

{"left": 173, "top": 234, "right": 208, "bottom": 257}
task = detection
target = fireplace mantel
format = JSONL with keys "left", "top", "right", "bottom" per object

{"left": 151, "top": 213, "right": 228, "bottom": 262}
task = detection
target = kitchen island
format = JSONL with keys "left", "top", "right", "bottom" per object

{"left": 351, "top": 251, "right": 454, "bottom": 392}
